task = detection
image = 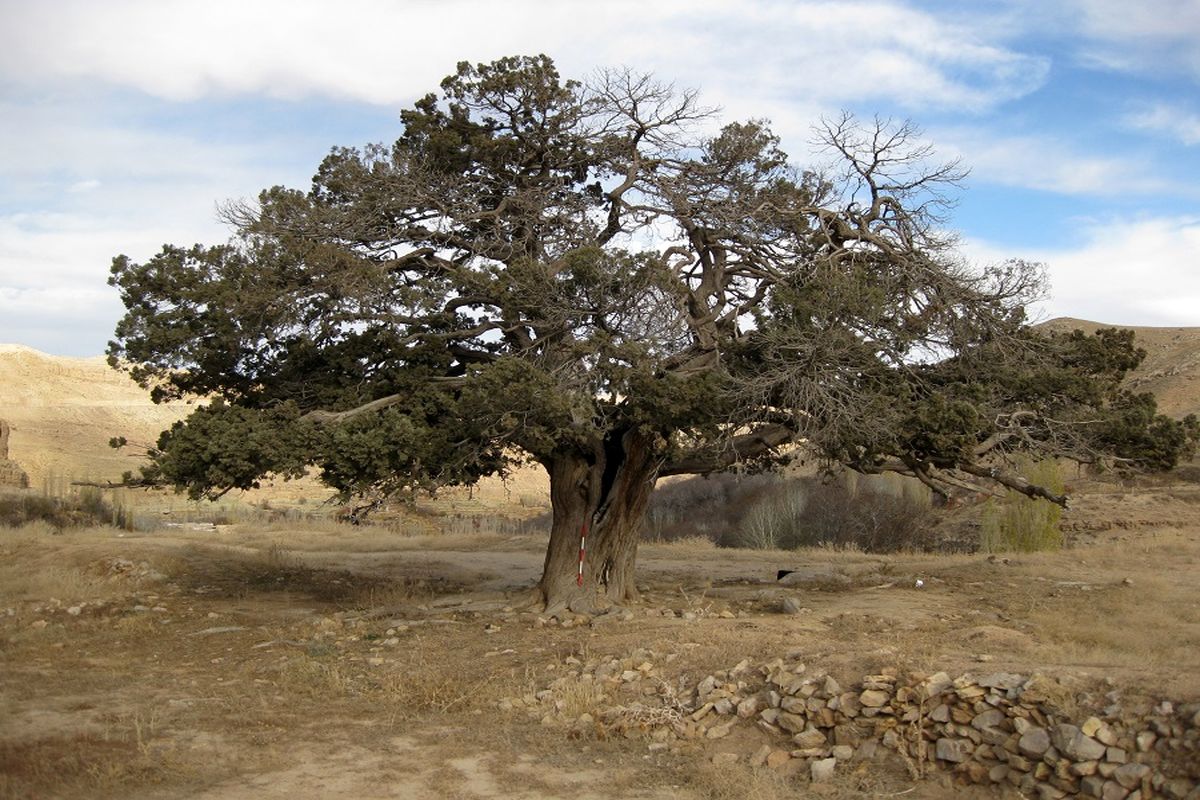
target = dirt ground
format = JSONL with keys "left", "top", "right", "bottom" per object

{"left": 3, "top": 477, "right": 1200, "bottom": 799}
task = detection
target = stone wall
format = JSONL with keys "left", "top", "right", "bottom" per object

{"left": 512, "top": 651, "right": 1200, "bottom": 799}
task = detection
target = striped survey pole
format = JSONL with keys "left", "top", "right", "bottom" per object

{"left": 576, "top": 520, "right": 588, "bottom": 586}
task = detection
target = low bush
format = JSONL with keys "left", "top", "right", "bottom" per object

{"left": 0, "top": 488, "right": 132, "bottom": 530}
{"left": 643, "top": 472, "right": 933, "bottom": 553}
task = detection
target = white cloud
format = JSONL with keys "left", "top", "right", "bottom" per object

{"left": 0, "top": 210, "right": 220, "bottom": 356}
{"left": 0, "top": 0, "right": 1048, "bottom": 112}
{"left": 936, "top": 128, "right": 1175, "bottom": 196}
{"left": 967, "top": 216, "right": 1200, "bottom": 327}
{"left": 1126, "top": 103, "right": 1200, "bottom": 145}
{"left": 1070, "top": 0, "right": 1200, "bottom": 45}
{"left": 67, "top": 179, "right": 102, "bottom": 194}
{"left": 1066, "top": 0, "right": 1200, "bottom": 77}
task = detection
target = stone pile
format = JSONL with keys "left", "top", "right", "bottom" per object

{"left": 509, "top": 651, "right": 1200, "bottom": 798}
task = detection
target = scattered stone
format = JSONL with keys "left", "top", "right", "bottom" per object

{"left": 706, "top": 720, "right": 736, "bottom": 739}
{"left": 749, "top": 744, "right": 772, "bottom": 767}
{"left": 831, "top": 744, "right": 854, "bottom": 761}
{"left": 1052, "top": 724, "right": 1107, "bottom": 761}
{"left": 978, "top": 672, "right": 1024, "bottom": 691}
{"left": 793, "top": 728, "right": 827, "bottom": 749}
{"left": 1100, "top": 779, "right": 1129, "bottom": 800}
{"left": 936, "top": 737, "right": 974, "bottom": 763}
{"left": 512, "top": 654, "right": 1199, "bottom": 800}
{"left": 972, "top": 709, "right": 1006, "bottom": 730}
{"left": 1019, "top": 727, "right": 1052, "bottom": 758}
{"left": 736, "top": 696, "right": 760, "bottom": 718}
{"left": 1112, "top": 763, "right": 1149, "bottom": 790}
{"left": 777, "top": 712, "right": 806, "bottom": 734}
{"left": 1164, "top": 778, "right": 1195, "bottom": 799}
{"left": 810, "top": 757, "right": 836, "bottom": 783}
{"left": 189, "top": 626, "right": 248, "bottom": 636}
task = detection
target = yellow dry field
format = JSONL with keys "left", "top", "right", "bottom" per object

{"left": 3, "top": 475, "right": 1200, "bottom": 800}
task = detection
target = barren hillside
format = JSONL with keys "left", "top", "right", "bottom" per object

{"left": 0, "top": 345, "right": 185, "bottom": 486}
{"left": 0, "top": 344, "right": 549, "bottom": 509}
{"left": 1040, "top": 317, "right": 1200, "bottom": 418}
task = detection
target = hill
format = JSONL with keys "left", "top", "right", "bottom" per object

{"left": 0, "top": 345, "right": 185, "bottom": 487}
{"left": 0, "top": 344, "right": 549, "bottom": 511}
{"left": 1039, "top": 318, "right": 1200, "bottom": 418}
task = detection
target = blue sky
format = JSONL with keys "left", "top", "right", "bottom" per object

{"left": 1, "top": 0, "right": 1198, "bottom": 356}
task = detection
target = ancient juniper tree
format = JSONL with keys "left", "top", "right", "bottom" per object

{"left": 108, "top": 56, "right": 1193, "bottom": 611}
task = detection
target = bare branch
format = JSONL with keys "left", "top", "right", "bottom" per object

{"left": 958, "top": 463, "right": 1070, "bottom": 508}
{"left": 302, "top": 394, "right": 406, "bottom": 425}
{"left": 661, "top": 423, "right": 796, "bottom": 476}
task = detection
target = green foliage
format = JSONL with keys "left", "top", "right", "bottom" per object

{"left": 1094, "top": 392, "right": 1199, "bottom": 472}
{"left": 980, "top": 459, "right": 1065, "bottom": 553}
{"left": 137, "top": 401, "right": 315, "bottom": 499}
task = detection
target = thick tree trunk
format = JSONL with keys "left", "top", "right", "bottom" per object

{"left": 537, "top": 429, "right": 660, "bottom": 615}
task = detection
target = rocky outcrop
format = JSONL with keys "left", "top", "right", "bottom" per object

{"left": 0, "top": 419, "right": 30, "bottom": 489}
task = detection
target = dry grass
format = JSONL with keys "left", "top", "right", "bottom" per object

{"left": 0, "top": 526, "right": 146, "bottom": 606}
{"left": 0, "top": 708, "right": 212, "bottom": 800}
{"left": 221, "top": 523, "right": 530, "bottom": 554}
{"left": 680, "top": 762, "right": 800, "bottom": 800}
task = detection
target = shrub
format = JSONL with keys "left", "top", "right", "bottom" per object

{"left": 1, "top": 491, "right": 105, "bottom": 529}
{"left": 772, "top": 479, "right": 933, "bottom": 553}
{"left": 0, "top": 487, "right": 135, "bottom": 530}
{"left": 642, "top": 473, "right": 777, "bottom": 543}
{"left": 733, "top": 483, "right": 807, "bottom": 549}
{"left": 979, "top": 458, "right": 1064, "bottom": 552}
{"left": 647, "top": 472, "right": 934, "bottom": 553}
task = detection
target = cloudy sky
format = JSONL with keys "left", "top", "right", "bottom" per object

{"left": 1, "top": 0, "right": 1198, "bottom": 356}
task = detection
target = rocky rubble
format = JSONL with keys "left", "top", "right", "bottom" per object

{"left": 0, "top": 419, "right": 30, "bottom": 489}
{"left": 508, "top": 651, "right": 1200, "bottom": 798}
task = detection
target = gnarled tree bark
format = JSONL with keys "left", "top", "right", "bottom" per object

{"left": 538, "top": 429, "right": 661, "bottom": 614}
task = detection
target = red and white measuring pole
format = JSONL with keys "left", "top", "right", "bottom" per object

{"left": 576, "top": 520, "right": 589, "bottom": 587}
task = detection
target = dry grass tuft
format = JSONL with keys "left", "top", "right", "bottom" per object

{"left": 0, "top": 714, "right": 200, "bottom": 799}
{"left": 681, "top": 761, "right": 799, "bottom": 800}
